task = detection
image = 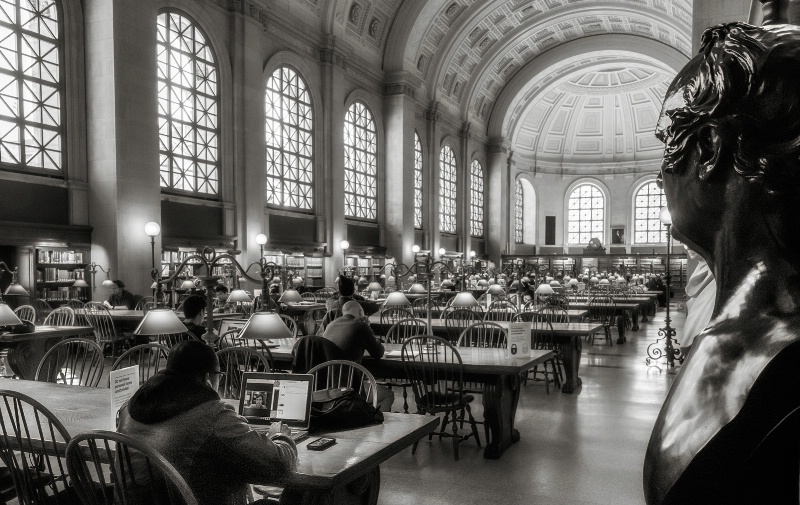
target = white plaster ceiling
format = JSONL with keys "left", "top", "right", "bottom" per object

{"left": 513, "top": 66, "right": 672, "bottom": 172}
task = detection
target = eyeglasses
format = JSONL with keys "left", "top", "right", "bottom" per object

{"left": 207, "top": 371, "right": 226, "bottom": 378}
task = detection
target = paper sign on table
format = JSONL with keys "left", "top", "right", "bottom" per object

{"left": 507, "top": 322, "right": 531, "bottom": 358}
{"left": 110, "top": 366, "right": 139, "bottom": 429}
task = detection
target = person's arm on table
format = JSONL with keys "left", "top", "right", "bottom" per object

{"left": 358, "top": 320, "right": 385, "bottom": 359}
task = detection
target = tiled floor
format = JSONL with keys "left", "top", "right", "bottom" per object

{"left": 377, "top": 305, "right": 686, "bottom": 505}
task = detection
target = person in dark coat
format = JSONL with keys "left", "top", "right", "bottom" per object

{"left": 106, "top": 280, "right": 137, "bottom": 309}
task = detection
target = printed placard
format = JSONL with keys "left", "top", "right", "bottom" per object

{"left": 507, "top": 322, "right": 531, "bottom": 358}
{"left": 110, "top": 366, "right": 140, "bottom": 429}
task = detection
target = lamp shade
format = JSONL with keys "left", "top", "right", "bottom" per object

{"left": 546, "top": 276, "right": 554, "bottom": 283}
{"left": 255, "top": 233, "right": 268, "bottom": 245}
{"left": 180, "top": 279, "right": 196, "bottom": 290}
{"left": 150, "top": 281, "right": 158, "bottom": 289}
{"left": 510, "top": 280, "right": 520, "bottom": 289}
{"left": 476, "top": 279, "right": 489, "bottom": 288}
{"left": 144, "top": 221, "right": 161, "bottom": 237}
{"left": 563, "top": 276, "right": 571, "bottom": 283}
{"left": 383, "top": 291, "right": 411, "bottom": 306}
{"left": 4, "top": 283, "right": 29, "bottom": 296}
{"left": 590, "top": 276, "right": 599, "bottom": 284}
{"left": 227, "top": 289, "right": 252, "bottom": 303}
{"left": 133, "top": 308, "right": 188, "bottom": 335}
{"left": 488, "top": 278, "right": 496, "bottom": 285}
{"left": 451, "top": 291, "right": 479, "bottom": 308}
{"left": 441, "top": 279, "right": 455, "bottom": 289}
{"left": 408, "top": 283, "right": 426, "bottom": 294}
{"left": 659, "top": 207, "right": 673, "bottom": 225}
{"left": 101, "top": 279, "right": 116, "bottom": 288}
{"left": 73, "top": 279, "right": 89, "bottom": 288}
{"left": 549, "top": 280, "right": 561, "bottom": 287}
{"left": 535, "top": 284, "right": 555, "bottom": 295}
{"left": 568, "top": 278, "right": 579, "bottom": 286}
{"left": 0, "top": 303, "right": 22, "bottom": 326}
{"left": 487, "top": 284, "right": 505, "bottom": 296}
{"left": 367, "top": 282, "right": 382, "bottom": 292}
{"left": 521, "top": 277, "right": 530, "bottom": 284}
{"left": 278, "top": 289, "right": 303, "bottom": 303}
{"left": 599, "top": 278, "right": 611, "bottom": 285}
{"left": 239, "top": 311, "right": 293, "bottom": 340}
{"left": 340, "top": 239, "right": 350, "bottom": 250}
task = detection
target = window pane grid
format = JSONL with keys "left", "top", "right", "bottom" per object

{"left": 515, "top": 181, "right": 523, "bottom": 244}
{"left": 567, "top": 184, "right": 604, "bottom": 245}
{"left": 0, "top": 0, "right": 63, "bottom": 173}
{"left": 344, "top": 101, "right": 377, "bottom": 220}
{"left": 633, "top": 181, "right": 667, "bottom": 244}
{"left": 470, "top": 160, "right": 484, "bottom": 237}
{"left": 414, "top": 132, "right": 422, "bottom": 229}
{"left": 265, "top": 66, "right": 313, "bottom": 210}
{"left": 157, "top": 12, "right": 219, "bottom": 195}
{"left": 439, "top": 146, "right": 457, "bottom": 234}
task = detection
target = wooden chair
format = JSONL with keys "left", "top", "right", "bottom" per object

{"left": 308, "top": 360, "right": 379, "bottom": 408}
{"left": 314, "top": 287, "right": 336, "bottom": 303}
{"left": 216, "top": 329, "right": 243, "bottom": 349}
{"left": 157, "top": 333, "right": 196, "bottom": 349}
{"left": 536, "top": 305, "right": 569, "bottom": 324}
{"left": 66, "top": 430, "right": 199, "bottom": 505}
{"left": 301, "top": 291, "right": 316, "bottom": 301}
{"left": 111, "top": 343, "right": 170, "bottom": 385}
{"left": 31, "top": 299, "right": 52, "bottom": 324}
{"left": 42, "top": 306, "right": 75, "bottom": 326}
{"left": 12, "top": 305, "right": 35, "bottom": 324}
{"left": 411, "top": 296, "right": 443, "bottom": 319}
{"left": 526, "top": 319, "right": 560, "bottom": 394}
{"left": 401, "top": 335, "right": 480, "bottom": 460}
{"left": 215, "top": 347, "right": 273, "bottom": 400}
{"left": 483, "top": 300, "right": 518, "bottom": 322}
{"left": 379, "top": 307, "right": 414, "bottom": 330}
{"left": 378, "top": 318, "right": 428, "bottom": 413}
{"left": 34, "top": 338, "right": 104, "bottom": 387}
{"left": 279, "top": 314, "right": 298, "bottom": 338}
{"left": 65, "top": 299, "right": 85, "bottom": 310}
{"left": 0, "top": 390, "right": 73, "bottom": 505}
{"left": 83, "top": 302, "right": 132, "bottom": 357}
{"left": 442, "top": 308, "right": 483, "bottom": 344}
{"left": 307, "top": 308, "right": 327, "bottom": 336}
{"left": 588, "top": 296, "right": 615, "bottom": 346}
{"left": 134, "top": 296, "right": 155, "bottom": 310}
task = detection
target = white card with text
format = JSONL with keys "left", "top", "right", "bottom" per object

{"left": 110, "top": 366, "right": 139, "bottom": 429}
{"left": 507, "top": 322, "right": 531, "bottom": 358}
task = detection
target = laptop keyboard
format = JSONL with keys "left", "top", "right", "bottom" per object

{"left": 252, "top": 426, "right": 308, "bottom": 443}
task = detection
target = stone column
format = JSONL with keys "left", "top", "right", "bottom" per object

{"left": 486, "top": 139, "right": 511, "bottom": 266}
{"left": 425, "top": 103, "right": 441, "bottom": 255}
{"left": 459, "top": 123, "right": 472, "bottom": 256}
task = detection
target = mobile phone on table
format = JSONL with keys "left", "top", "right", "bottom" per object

{"left": 307, "top": 437, "right": 336, "bottom": 450}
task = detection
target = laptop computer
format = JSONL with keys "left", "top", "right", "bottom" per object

{"left": 238, "top": 372, "right": 313, "bottom": 442}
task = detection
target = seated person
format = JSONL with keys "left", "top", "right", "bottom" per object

{"left": 183, "top": 295, "right": 207, "bottom": 339}
{"left": 118, "top": 340, "right": 297, "bottom": 505}
{"left": 213, "top": 285, "right": 230, "bottom": 313}
{"left": 106, "top": 280, "right": 137, "bottom": 309}
{"left": 322, "top": 276, "right": 375, "bottom": 329}
{"left": 323, "top": 301, "right": 394, "bottom": 412}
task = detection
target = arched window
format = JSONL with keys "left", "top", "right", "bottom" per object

{"left": 439, "top": 146, "right": 457, "bottom": 234}
{"left": 515, "top": 181, "right": 524, "bottom": 244}
{"left": 414, "top": 132, "right": 422, "bottom": 229}
{"left": 0, "top": 0, "right": 63, "bottom": 172}
{"left": 157, "top": 11, "right": 219, "bottom": 195}
{"left": 634, "top": 181, "right": 667, "bottom": 243}
{"left": 265, "top": 66, "right": 313, "bottom": 210}
{"left": 344, "top": 101, "right": 377, "bottom": 220}
{"left": 567, "top": 184, "right": 604, "bottom": 245}
{"left": 470, "top": 160, "right": 484, "bottom": 237}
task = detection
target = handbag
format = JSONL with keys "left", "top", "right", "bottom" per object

{"left": 310, "top": 387, "right": 383, "bottom": 430}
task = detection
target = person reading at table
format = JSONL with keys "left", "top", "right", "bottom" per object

{"left": 213, "top": 284, "right": 231, "bottom": 313}
{"left": 321, "top": 276, "right": 361, "bottom": 328}
{"left": 105, "top": 280, "right": 137, "bottom": 309}
{"left": 118, "top": 340, "right": 298, "bottom": 505}
{"left": 323, "top": 301, "right": 394, "bottom": 412}
{"left": 183, "top": 295, "right": 207, "bottom": 339}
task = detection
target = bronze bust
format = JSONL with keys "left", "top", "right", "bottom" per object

{"left": 644, "top": 19, "right": 800, "bottom": 505}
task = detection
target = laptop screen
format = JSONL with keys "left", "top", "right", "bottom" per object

{"left": 238, "top": 372, "right": 313, "bottom": 430}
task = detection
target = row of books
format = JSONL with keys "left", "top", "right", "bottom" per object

{"left": 36, "top": 287, "right": 77, "bottom": 300}
{"left": 38, "top": 268, "right": 86, "bottom": 282}
{"left": 38, "top": 250, "right": 85, "bottom": 264}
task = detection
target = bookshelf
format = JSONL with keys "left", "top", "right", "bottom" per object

{"left": 34, "top": 248, "right": 90, "bottom": 305}
{"left": 262, "top": 251, "right": 326, "bottom": 289}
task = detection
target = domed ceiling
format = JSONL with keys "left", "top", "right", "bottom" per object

{"left": 512, "top": 67, "right": 672, "bottom": 174}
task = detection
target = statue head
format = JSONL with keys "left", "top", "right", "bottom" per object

{"left": 656, "top": 22, "right": 800, "bottom": 259}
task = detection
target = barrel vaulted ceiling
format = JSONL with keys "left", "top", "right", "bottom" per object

{"left": 267, "top": 0, "right": 693, "bottom": 172}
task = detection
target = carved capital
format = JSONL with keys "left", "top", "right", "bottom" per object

{"left": 318, "top": 47, "right": 348, "bottom": 69}
{"left": 384, "top": 82, "right": 416, "bottom": 98}
{"left": 487, "top": 143, "right": 507, "bottom": 154}
{"left": 424, "top": 102, "right": 441, "bottom": 122}
{"left": 459, "top": 122, "right": 472, "bottom": 141}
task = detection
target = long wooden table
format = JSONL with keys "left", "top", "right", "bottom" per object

{"left": 0, "top": 380, "right": 438, "bottom": 505}
{"left": 566, "top": 302, "right": 640, "bottom": 344}
{"left": 0, "top": 325, "right": 94, "bottom": 379}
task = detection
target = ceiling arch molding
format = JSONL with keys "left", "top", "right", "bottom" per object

{"left": 486, "top": 34, "right": 688, "bottom": 139}
{"left": 382, "top": 1, "right": 429, "bottom": 73}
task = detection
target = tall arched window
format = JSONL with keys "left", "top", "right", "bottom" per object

{"left": 157, "top": 11, "right": 219, "bottom": 195}
{"left": 515, "top": 181, "right": 524, "bottom": 244}
{"left": 0, "top": 0, "right": 63, "bottom": 172}
{"left": 567, "top": 184, "right": 604, "bottom": 245}
{"left": 344, "top": 101, "right": 377, "bottom": 220}
{"left": 265, "top": 66, "right": 313, "bottom": 210}
{"left": 439, "top": 146, "right": 457, "bottom": 234}
{"left": 634, "top": 181, "right": 667, "bottom": 243}
{"left": 470, "top": 160, "right": 484, "bottom": 237}
{"left": 414, "top": 132, "right": 422, "bottom": 229}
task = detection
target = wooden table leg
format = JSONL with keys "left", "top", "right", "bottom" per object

{"left": 5, "top": 336, "right": 64, "bottom": 380}
{"left": 482, "top": 373, "right": 521, "bottom": 459}
{"left": 560, "top": 335, "right": 583, "bottom": 394}
{"left": 631, "top": 308, "right": 640, "bottom": 331}
{"left": 616, "top": 315, "right": 626, "bottom": 344}
{"left": 280, "top": 466, "right": 380, "bottom": 505}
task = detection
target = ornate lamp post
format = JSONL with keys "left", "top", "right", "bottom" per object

{"left": 646, "top": 207, "right": 683, "bottom": 368}
{"left": 0, "top": 263, "right": 29, "bottom": 304}
{"left": 145, "top": 221, "right": 161, "bottom": 298}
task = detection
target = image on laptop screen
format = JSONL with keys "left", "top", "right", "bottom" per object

{"left": 238, "top": 373, "right": 313, "bottom": 429}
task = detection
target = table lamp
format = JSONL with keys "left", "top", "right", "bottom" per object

{"left": 367, "top": 281, "right": 382, "bottom": 300}
{"left": 278, "top": 289, "right": 303, "bottom": 304}
{"left": 535, "top": 284, "right": 554, "bottom": 296}
{"left": 383, "top": 291, "right": 411, "bottom": 307}
{"left": 476, "top": 279, "right": 489, "bottom": 288}
{"left": 0, "top": 303, "right": 22, "bottom": 328}
{"left": 133, "top": 308, "right": 188, "bottom": 336}
{"left": 441, "top": 278, "right": 455, "bottom": 290}
{"left": 487, "top": 284, "right": 505, "bottom": 296}
{"left": 549, "top": 280, "right": 561, "bottom": 288}
{"left": 408, "top": 283, "right": 426, "bottom": 294}
{"left": 451, "top": 291, "right": 480, "bottom": 308}
{"left": 239, "top": 311, "right": 293, "bottom": 341}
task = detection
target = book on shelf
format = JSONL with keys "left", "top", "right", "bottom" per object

{"left": 37, "top": 250, "right": 84, "bottom": 264}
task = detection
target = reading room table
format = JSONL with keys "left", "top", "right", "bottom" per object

{"left": 0, "top": 325, "right": 94, "bottom": 379}
{"left": 0, "top": 379, "right": 439, "bottom": 505}
{"left": 564, "top": 302, "right": 640, "bottom": 344}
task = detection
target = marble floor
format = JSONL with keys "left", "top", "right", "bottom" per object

{"left": 377, "top": 305, "right": 686, "bottom": 505}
